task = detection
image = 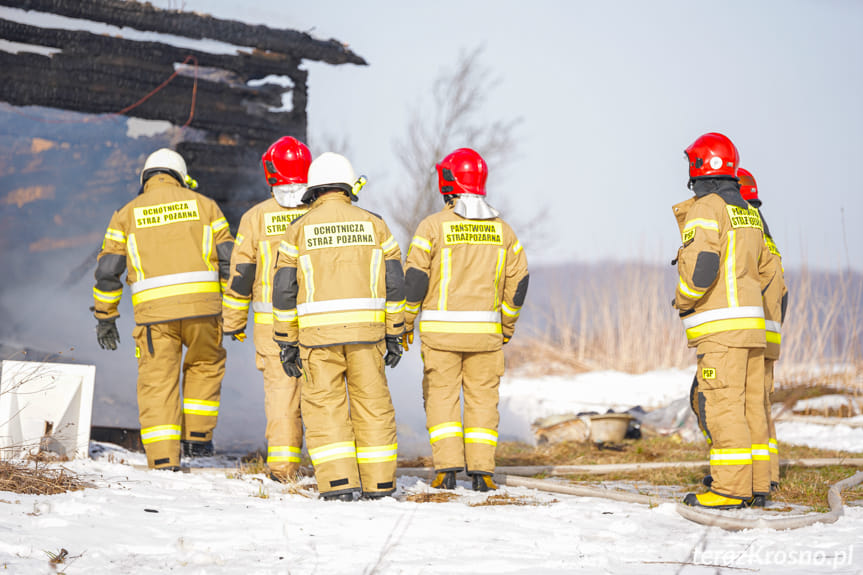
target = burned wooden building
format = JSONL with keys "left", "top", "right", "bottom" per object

{"left": 0, "top": 0, "right": 366, "bottom": 256}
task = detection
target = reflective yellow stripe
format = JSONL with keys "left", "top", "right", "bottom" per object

{"left": 309, "top": 441, "right": 356, "bottom": 465}
{"left": 223, "top": 294, "right": 250, "bottom": 311}
{"left": 710, "top": 448, "right": 752, "bottom": 465}
{"left": 254, "top": 241, "right": 270, "bottom": 305}
{"left": 93, "top": 287, "right": 122, "bottom": 304}
{"left": 267, "top": 445, "right": 302, "bottom": 463}
{"left": 141, "top": 424, "right": 181, "bottom": 444}
{"left": 420, "top": 321, "right": 502, "bottom": 334}
{"left": 410, "top": 236, "right": 431, "bottom": 253}
{"left": 725, "top": 230, "right": 738, "bottom": 307}
{"left": 255, "top": 312, "right": 274, "bottom": 324}
{"left": 768, "top": 439, "right": 779, "bottom": 454}
{"left": 299, "top": 254, "right": 315, "bottom": 303}
{"left": 766, "top": 331, "right": 781, "bottom": 344}
{"left": 464, "top": 427, "right": 498, "bottom": 446}
{"left": 513, "top": 241, "right": 522, "bottom": 254}
{"left": 751, "top": 444, "right": 770, "bottom": 461}
{"left": 678, "top": 277, "right": 706, "bottom": 299}
{"left": 381, "top": 235, "right": 398, "bottom": 255}
{"left": 429, "top": 421, "right": 463, "bottom": 444}
{"left": 279, "top": 241, "right": 299, "bottom": 258}
{"left": 766, "top": 235, "right": 781, "bottom": 257}
{"left": 128, "top": 234, "right": 145, "bottom": 281}
{"left": 370, "top": 248, "right": 382, "bottom": 298}
{"left": 183, "top": 398, "right": 219, "bottom": 417}
{"left": 132, "top": 281, "right": 221, "bottom": 305}
{"left": 439, "top": 248, "right": 452, "bottom": 310}
{"left": 298, "top": 310, "right": 385, "bottom": 329}
{"left": 105, "top": 228, "right": 126, "bottom": 244}
{"left": 212, "top": 217, "right": 229, "bottom": 233}
{"left": 202, "top": 225, "right": 215, "bottom": 272}
{"left": 406, "top": 302, "right": 421, "bottom": 313}
{"left": 683, "top": 218, "right": 719, "bottom": 234}
{"left": 493, "top": 248, "right": 505, "bottom": 311}
{"left": 501, "top": 301, "right": 520, "bottom": 318}
{"left": 686, "top": 317, "right": 766, "bottom": 340}
{"left": 356, "top": 443, "right": 398, "bottom": 464}
{"left": 235, "top": 232, "right": 245, "bottom": 246}
{"left": 386, "top": 300, "right": 405, "bottom": 313}
{"left": 274, "top": 308, "right": 298, "bottom": 322}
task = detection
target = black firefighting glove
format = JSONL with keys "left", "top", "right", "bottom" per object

{"left": 96, "top": 318, "right": 120, "bottom": 351}
{"left": 278, "top": 342, "right": 303, "bottom": 378}
{"left": 384, "top": 335, "right": 402, "bottom": 368}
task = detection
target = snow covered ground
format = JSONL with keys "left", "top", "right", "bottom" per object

{"left": 1, "top": 369, "right": 862, "bottom": 574}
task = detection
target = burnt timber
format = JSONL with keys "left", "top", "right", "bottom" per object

{"left": 0, "top": 0, "right": 366, "bottom": 227}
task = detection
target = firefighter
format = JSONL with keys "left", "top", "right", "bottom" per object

{"left": 93, "top": 148, "right": 233, "bottom": 469}
{"left": 222, "top": 137, "right": 312, "bottom": 482}
{"left": 272, "top": 152, "right": 405, "bottom": 501}
{"left": 739, "top": 167, "right": 788, "bottom": 493}
{"left": 403, "top": 148, "right": 529, "bottom": 492}
{"left": 673, "top": 133, "right": 777, "bottom": 508}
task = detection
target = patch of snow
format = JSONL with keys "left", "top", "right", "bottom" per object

{"left": 776, "top": 421, "right": 863, "bottom": 453}
{"left": 792, "top": 394, "right": 860, "bottom": 413}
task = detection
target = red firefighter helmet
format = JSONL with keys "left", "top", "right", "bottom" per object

{"left": 261, "top": 136, "right": 312, "bottom": 186}
{"left": 737, "top": 167, "right": 758, "bottom": 202}
{"left": 436, "top": 148, "right": 488, "bottom": 196}
{"left": 684, "top": 132, "right": 739, "bottom": 179}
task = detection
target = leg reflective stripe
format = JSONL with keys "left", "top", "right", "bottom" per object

{"left": 768, "top": 439, "right": 779, "bottom": 454}
{"left": 132, "top": 282, "right": 221, "bottom": 305}
{"left": 725, "top": 230, "right": 738, "bottom": 307}
{"left": 751, "top": 444, "right": 771, "bottom": 461}
{"left": 419, "top": 321, "right": 502, "bottom": 335}
{"left": 357, "top": 443, "right": 398, "bottom": 464}
{"left": 439, "top": 248, "right": 452, "bottom": 311}
{"left": 267, "top": 446, "right": 302, "bottom": 463}
{"left": 299, "top": 254, "right": 315, "bottom": 303}
{"left": 254, "top": 312, "right": 274, "bottom": 324}
{"left": 709, "top": 448, "right": 752, "bottom": 465}
{"left": 93, "top": 287, "right": 122, "bottom": 303}
{"left": 370, "top": 248, "right": 382, "bottom": 298}
{"left": 493, "top": 248, "right": 506, "bottom": 311}
{"left": 298, "top": 310, "right": 385, "bottom": 329}
{"left": 686, "top": 317, "right": 766, "bottom": 340}
{"left": 202, "top": 225, "right": 215, "bottom": 272}
{"left": 260, "top": 240, "right": 273, "bottom": 304}
{"left": 223, "top": 294, "right": 250, "bottom": 311}
{"left": 141, "top": 425, "right": 181, "bottom": 444}
{"left": 128, "top": 234, "right": 145, "bottom": 281}
{"left": 183, "top": 399, "right": 219, "bottom": 416}
{"left": 309, "top": 441, "right": 356, "bottom": 465}
{"left": 464, "top": 428, "right": 498, "bottom": 446}
{"left": 428, "top": 421, "right": 463, "bottom": 444}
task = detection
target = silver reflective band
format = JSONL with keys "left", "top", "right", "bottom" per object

{"left": 131, "top": 271, "right": 219, "bottom": 294}
{"left": 681, "top": 306, "right": 764, "bottom": 330}
{"left": 252, "top": 301, "right": 273, "bottom": 313}
{"left": 765, "top": 320, "right": 782, "bottom": 333}
{"left": 297, "top": 298, "right": 385, "bottom": 315}
{"left": 421, "top": 310, "right": 501, "bottom": 323}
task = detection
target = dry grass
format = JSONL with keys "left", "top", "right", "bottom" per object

{"left": 0, "top": 461, "right": 85, "bottom": 495}
{"left": 468, "top": 493, "right": 557, "bottom": 507}
{"left": 405, "top": 491, "right": 459, "bottom": 503}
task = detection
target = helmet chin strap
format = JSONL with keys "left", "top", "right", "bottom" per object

{"left": 272, "top": 184, "right": 307, "bottom": 208}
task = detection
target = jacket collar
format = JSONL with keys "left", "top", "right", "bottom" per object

{"left": 692, "top": 178, "right": 749, "bottom": 209}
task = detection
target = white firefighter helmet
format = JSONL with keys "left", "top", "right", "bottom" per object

{"left": 140, "top": 148, "right": 189, "bottom": 187}
{"left": 304, "top": 152, "right": 358, "bottom": 202}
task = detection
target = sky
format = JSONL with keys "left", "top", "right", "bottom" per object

{"left": 168, "top": 0, "right": 863, "bottom": 271}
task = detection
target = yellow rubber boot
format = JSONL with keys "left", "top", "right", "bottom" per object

{"left": 431, "top": 471, "right": 456, "bottom": 489}
{"left": 683, "top": 492, "right": 747, "bottom": 509}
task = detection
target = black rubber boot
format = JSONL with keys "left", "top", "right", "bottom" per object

{"left": 431, "top": 471, "right": 456, "bottom": 490}
{"left": 321, "top": 491, "right": 355, "bottom": 502}
{"left": 181, "top": 439, "right": 214, "bottom": 458}
{"left": 749, "top": 494, "right": 768, "bottom": 507}
{"left": 362, "top": 490, "right": 395, "bottom": 500}
{"left": 471, "top": 474, "right": 497, "bottom": 492}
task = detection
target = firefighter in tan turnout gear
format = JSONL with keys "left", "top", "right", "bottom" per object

{"left": 404, "top": 148, "right": 529, "bottom": 492}
{"left": 673, "top": 133, "right": 778, "bottom": 509}
{"left": 93, "top": 148, "right": 233, "bottom": 469}
{"left": 272, "top": 152, "right": 405, "bottom": 501}
{"left": 222, "top": 137, "right": 312, "bottom": 482}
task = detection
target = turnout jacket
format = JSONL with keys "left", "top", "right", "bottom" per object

{"left": 93, "top": 174, "right": 234, "bottom": 325}
{"left": 222, "top": 197, "right": 308, "bottom": 335}
{"left": 756, "top": 207, "right": 788, "bottom": 360}
{"left": 404, "top": 203, "right": 529, "bottom": 352}
{"left": 272, "top": 192, "right": 405, "bottom": 348}
{"left": 672, "top": 179, "right": 776, "bottom": 349}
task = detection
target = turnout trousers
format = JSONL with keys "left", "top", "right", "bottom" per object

{"left": 133, "top": 315, "right": 226, "bottom": 469}
{"left": 421, "top": 344, "right": 505, "bottom": 476}
{"left": 765, "top": 358, "right": 779, "bottom": 485}
{"left": 254, "top": 320, "right": 303, "bottom": 480}
{"left": 299, "top": 342, "right": 397, "bottom": 497}
{"left": 692, "top": 345, "right": 769, "bottom": 499}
